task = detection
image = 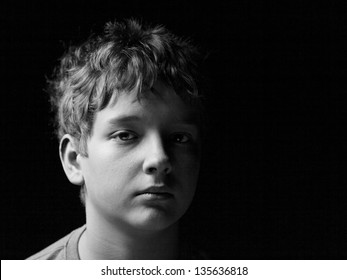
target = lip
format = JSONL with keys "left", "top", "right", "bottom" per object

{"left": 136, "top": 186, "right": 174, "bottom": 200}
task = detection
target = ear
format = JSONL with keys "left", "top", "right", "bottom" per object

{"left": 59, "top": 134, "right": 84, "bottom": 186}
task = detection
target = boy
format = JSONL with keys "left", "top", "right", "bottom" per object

{"left": 28, "top": 18, "right": 204, "bottom": 259}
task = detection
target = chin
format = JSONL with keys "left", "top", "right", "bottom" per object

{"left": 130, "top": 209, "right": 181, "bottom": 232}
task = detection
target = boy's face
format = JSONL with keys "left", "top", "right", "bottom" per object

{"left": 78, "top": 81, "right": 201, "bottom": 232}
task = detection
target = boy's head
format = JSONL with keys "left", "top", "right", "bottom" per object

{"left": 50, "top": 18, "right": 202, "bottom": 157}
{"left": 50, "top": 19, "right": 203, "bottom": 231}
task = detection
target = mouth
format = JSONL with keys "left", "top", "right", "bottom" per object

{"left": 138, "top": 192, "right": 173, "bottom": 199}
{"left": 136, "top": 186, "right": 174, "bottom": 200}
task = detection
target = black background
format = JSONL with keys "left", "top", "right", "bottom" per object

{"left": 1, "top": 0, "right": 346, "bottom": 259}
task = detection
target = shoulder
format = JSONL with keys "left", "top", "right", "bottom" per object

{"left": 26, "top": 225, "right": 86, "bottom": 260}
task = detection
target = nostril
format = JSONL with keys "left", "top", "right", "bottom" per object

{"left": 148, "top": 167, "right": 157, "bottom": 173}
{"left": 163, "top": 167, "right": 170, "bottom": 174}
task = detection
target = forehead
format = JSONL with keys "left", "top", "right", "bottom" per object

{"left": 95, "top": 81, "right": 201, "bottom": 129}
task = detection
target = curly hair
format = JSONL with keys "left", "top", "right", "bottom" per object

{"left": 49, "top": 18, "right": 202, "bottom": 156}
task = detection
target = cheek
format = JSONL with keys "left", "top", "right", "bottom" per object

{"left": 174, "top": 146, "right": 201, "bottom": 169}
{"left": 82, "top": 157, "right": 130, "bottom": 214}
{"left": 82, "top": 147, "right": 140, "bottom": 196}
{"left": 175, "top": 152, "right": 201, "bottom": 187}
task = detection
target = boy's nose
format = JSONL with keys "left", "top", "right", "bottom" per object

{"left": 143, "top": 136, "right": 172, "bottom": 176}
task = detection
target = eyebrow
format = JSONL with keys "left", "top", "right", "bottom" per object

{"left": 108, "top": 115, "right": 198, "bottom": 126}
{"left": 107, "top": 115, "right": 142, "bottom": 126}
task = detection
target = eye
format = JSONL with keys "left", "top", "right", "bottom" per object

{"left": 172, "top": 133, "right": 191, "bottom": 144}
{"left": 111, "top": 131, "right": 138, "bottom": 142}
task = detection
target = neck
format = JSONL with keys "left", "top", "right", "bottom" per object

{"left": 78, "top": 207, "right": 179, "bottom": 260}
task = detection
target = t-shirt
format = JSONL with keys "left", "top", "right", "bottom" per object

{"left": 27, "top": 225, "right": 207, "bottom": 260}
{"left": 27, "top": 225, "right": 85, "bottom": 260}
